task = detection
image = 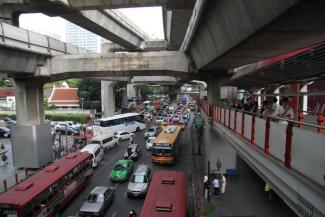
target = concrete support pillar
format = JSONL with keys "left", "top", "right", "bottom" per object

{"left": 0, "top": 6, "right": 20, "bottom": 26}
{"left": 11, "top": 79, "right": 53, "bottom": 168}
{"left": 127, "top": 84, "right": 137, "bottom": 99}
{"left": 207, "top": 76, "right": 235, "bottom": 105}
{"left": 15, "top": 79, "right": 45, "bottom": 125}
{"left": 101, "top": 80, "right": 115, "bottom": 117}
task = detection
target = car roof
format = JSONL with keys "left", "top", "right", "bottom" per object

{"left": 90, "top": 186, "right": 109, "bottom": 195}
{"left": 133, "top": 165, "right": 149, "bottom": 175}
{"left": 148, "top": 137, "right": 156, "bottom": 140}
{"left": 81, "top": 144, "right": 100, "bottom": 152}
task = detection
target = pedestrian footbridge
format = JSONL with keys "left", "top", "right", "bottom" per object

{"left": 200, "top": 103, "right": 325, "bottom": 217}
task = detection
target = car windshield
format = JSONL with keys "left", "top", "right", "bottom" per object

{"left": 148, "top": 139, "right": 154, "bottom": 143}
{"left": 131, "top": 175, "right": 147, "bottom": 183}
{"left": 91, "top": 141, "right": 101, "bottom": 145}
{"left": 114, "top": 164, "right": 127, "bottom": 171}
{"left": 86, "top": 194, "right": 100, "bottom": 203}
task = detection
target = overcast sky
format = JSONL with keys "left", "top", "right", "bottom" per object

{"left": 19, "top": 7, "right": 164, "bottom": 41}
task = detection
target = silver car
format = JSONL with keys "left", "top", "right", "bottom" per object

{"left": 144, "top": 126, "right": 159, "bottom": 139}
{"left": 79, "top": 186, "right": 115, "bottom": 217}
{"left": 127, "top": 165, "right": 151, "bottom": 198}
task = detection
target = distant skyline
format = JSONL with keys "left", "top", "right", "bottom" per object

{"left": 19, "top": 7, "right": 164, "bottom": 42}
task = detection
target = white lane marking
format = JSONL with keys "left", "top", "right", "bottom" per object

{"left": 124, "top": 192, "right": 127, "bottom": 197}
{"left": 111, "top": 212, "right": 117, "bottom": 217}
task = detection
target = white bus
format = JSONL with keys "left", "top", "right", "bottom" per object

{"left": 93, "top": 113, "right": 146, "bottom": 137}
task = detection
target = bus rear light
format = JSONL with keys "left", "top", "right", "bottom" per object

{"left": 155, "top": 201, "right": 172, "bottom": 212}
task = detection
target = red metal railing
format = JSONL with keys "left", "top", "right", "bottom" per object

{"left": 204, "top": 104, "right": 325, "bottom": 171}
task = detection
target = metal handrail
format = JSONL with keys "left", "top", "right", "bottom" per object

{"left": 0, "top": 21, "right": 91, "bottom": 55}
{"left": 210, "top": 104, "right": 325, "bottom": 129}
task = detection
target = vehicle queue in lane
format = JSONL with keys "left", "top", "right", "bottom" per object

{"left": 61, "top": 100, "right": 194, "bottom": 217}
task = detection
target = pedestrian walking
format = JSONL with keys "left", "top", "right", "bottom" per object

{"left": 0, "top": 143, "right": 5, "bottom": 150}
{"left": 1, "top": 154, "right": 8, "bottom": 166}
{"left": 212, "top": 177, "right": 220, "bottom": 198}
{"left": 204, "top": 175, "right": 209, "bottom": 199}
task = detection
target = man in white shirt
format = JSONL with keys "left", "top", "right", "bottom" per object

{"left": 274, "top": 97, "right": 293, "bottom": 122}
{"left": 212, "top": 177, "right": 220, "bottom": 197}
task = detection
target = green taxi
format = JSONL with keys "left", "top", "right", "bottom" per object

{"left": 110, "top": 160, "right": 134, "bottom": 182}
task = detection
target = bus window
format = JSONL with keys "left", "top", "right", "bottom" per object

{"left": 136, "top": 115, "right": 145, "bottom": 123}
{"left": 91, "top": 140, "right": 102, "bottom": 145}
{"left": 0, "top": 207, "right": 18, "bottom": 217}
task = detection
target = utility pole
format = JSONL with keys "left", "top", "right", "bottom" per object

{"left": 207, "top": 160, "right": 211, "bottom": 201}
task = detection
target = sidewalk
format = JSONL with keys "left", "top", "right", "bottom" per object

{"left": 0, "top": 142, "right": 17, "bottom": 181}
{"left": 198, "top": 117, "right": 297, "bottom": 217}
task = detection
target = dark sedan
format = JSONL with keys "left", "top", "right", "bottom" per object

{"left": 0, "top": 127, "right": 10, "bottom": 138}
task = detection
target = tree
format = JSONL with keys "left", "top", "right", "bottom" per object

{"left": 77, "top": 79, "right": 101, "bottom": 112}
{"left": 66, "top": 79, "right": 80, "bottom": 88}
{"left": 0, "top": 79, "right": 14, "bottom": 87}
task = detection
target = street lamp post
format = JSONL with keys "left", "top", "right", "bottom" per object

{"left": 81, "top": 98, "right": 84, "bottom": 110}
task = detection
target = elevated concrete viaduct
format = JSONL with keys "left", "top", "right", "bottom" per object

{"left": 185, "top": 0, "right": 325, "bottom": 72}
{"left": 37, "top": 51, "right": 190, "bottom": 81}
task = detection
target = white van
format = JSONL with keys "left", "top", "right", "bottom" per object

{"left": 91, "top": 135, "right": 119, "bottom": 151}
{"left": 80, "top": 144, "right": 103, "bottom": 168}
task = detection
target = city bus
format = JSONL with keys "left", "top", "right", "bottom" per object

{"left": 0, "top": 152, "right": 93, "bottom": 217}
{"left": 140, "top": 170, "right": 186, "bottom": 217}
{"left": 151, "top": 125, "right": 182, "bottom": 164}
{"left": 93, "top": 113, "right": 145, "bottom": 137}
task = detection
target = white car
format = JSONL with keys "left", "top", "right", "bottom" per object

{"left": 144, "top": 126, "right": 159, "bottom": 139}
{"left": 114, "top": 131, "right": 135, "bottom": 141}
{"left": 172, "top": 114, "right": 180, "bottom": 122}
{"left": 156, "top": 116, "right": 164, "bottom": 125}
{"left": 146, "top": 137, "right": 156, "bottom": 151}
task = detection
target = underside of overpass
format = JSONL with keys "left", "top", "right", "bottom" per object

{"left": 187, "top": 0, "right": 325, "bottom": 74}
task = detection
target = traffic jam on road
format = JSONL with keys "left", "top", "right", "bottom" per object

{"left": 0, "top": 96, "right": 198, "bottom": 217}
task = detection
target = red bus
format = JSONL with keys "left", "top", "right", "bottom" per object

{"left": 140, "top": 170, "right": 186, "bottom": 217}
{"left": 0, "top": 152, "right": 93, "bottom": 217}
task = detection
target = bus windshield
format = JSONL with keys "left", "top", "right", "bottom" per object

{"left": 152, "top": 147, "right": 173, "bottom": 157}
{"left": 0, "top": 207, "right": 18, "bottom": 217}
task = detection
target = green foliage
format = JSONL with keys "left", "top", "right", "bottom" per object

{"left": 204, "top": 201, "right": 216, "bottom": 217}
{"left": 66, "top": 79, "right": 81, "bottom": 88}
{"left": 77, "top": 79, "right": 101, "bottom": 112}
{"left": 0, "top": 79, "right": 14, "bottom": 87}
{"left": 45, "top": 114, "right": 88, "bottom": 124}
{"left": 0, "top": 113, "right": 88, "bottom": 124}
{"left": 43, "top": 102, "right": 57, "bottom": 110}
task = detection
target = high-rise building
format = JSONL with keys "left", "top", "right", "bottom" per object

{"left": 66, "top": 22, "right": 100, "bottom": 53}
